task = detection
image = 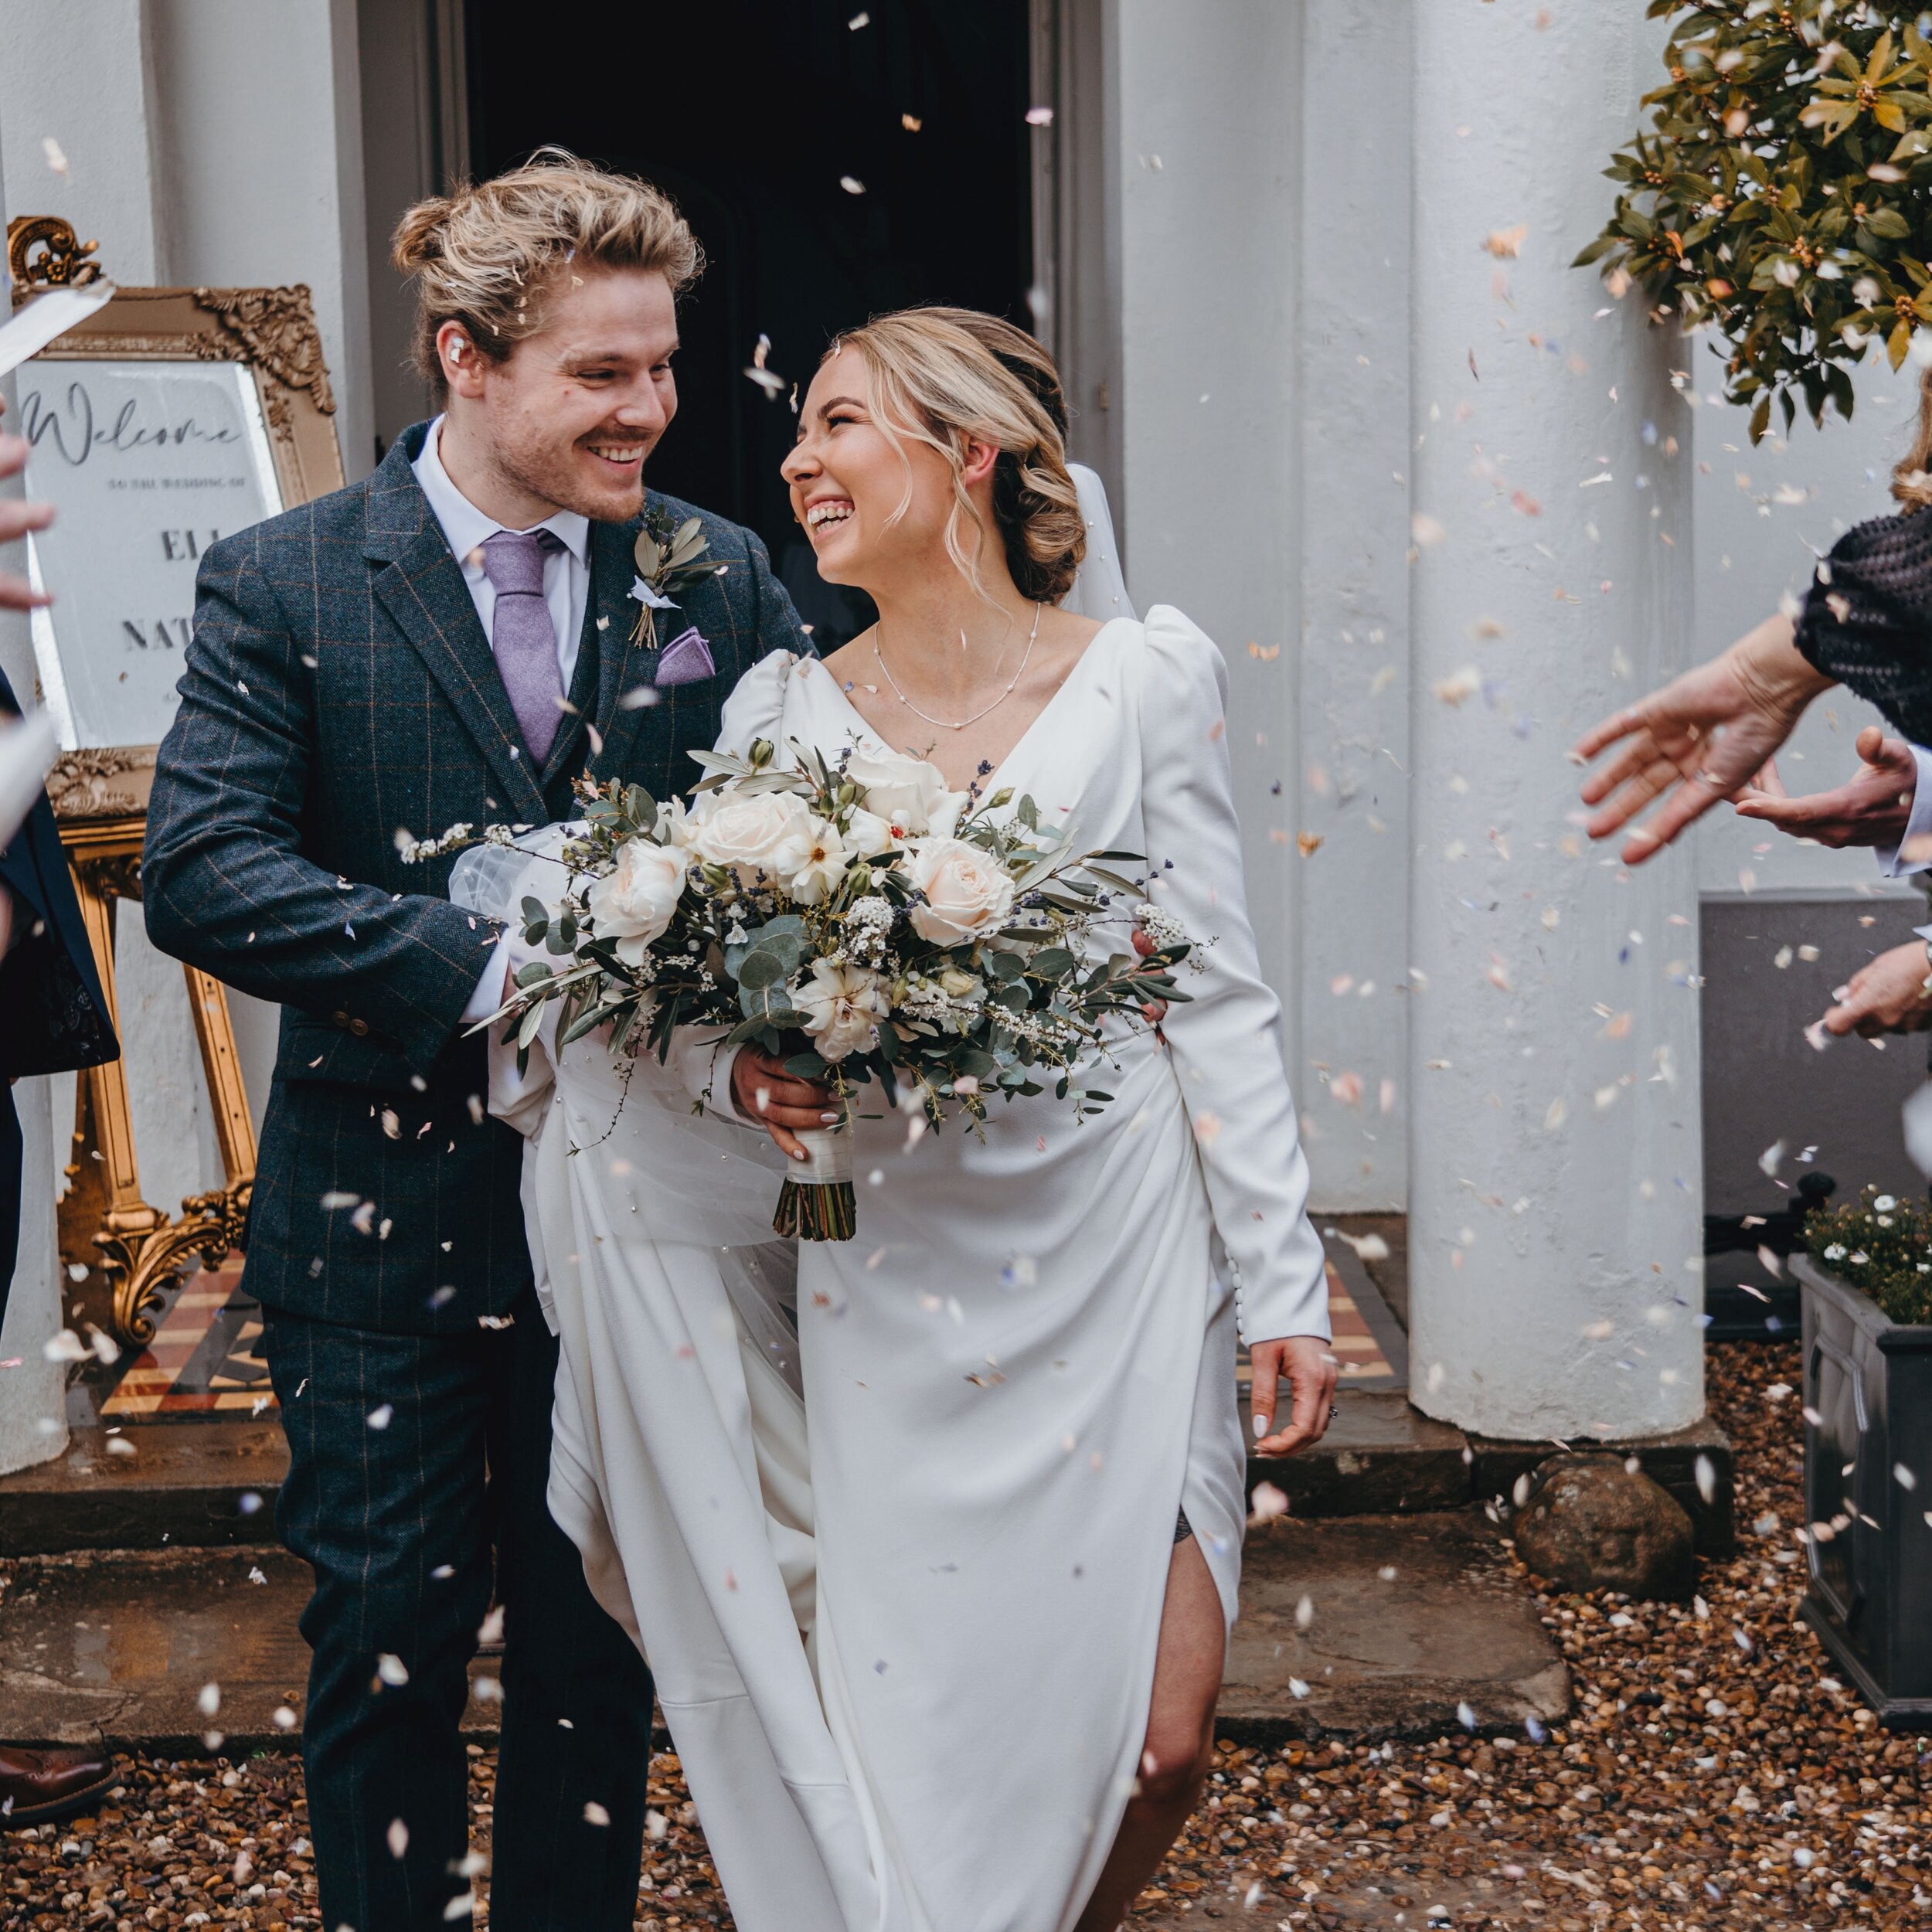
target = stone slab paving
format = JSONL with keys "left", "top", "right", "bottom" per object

{"left": 1220, "top": 1510, "right": 1568, "bottom": 1747}
{"left": 0, "top": 1547, "right": 500, "bottom": 1753}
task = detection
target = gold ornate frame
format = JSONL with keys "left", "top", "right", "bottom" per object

{"left": 8, "top": 216, "right": 346, "bottom": 1346}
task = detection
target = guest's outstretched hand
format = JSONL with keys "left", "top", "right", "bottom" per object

{"left": 0, "top": 399, "right": 55, "bottom": 614}
{"left": 1570, "top": 614, "right": 1833, "bottom": 864}
{"left": 1734, "top": 725, "right": 1918, "bottom": 851}
{"left": 1819, "top": 940, "right": 1932, "bottom": 1038}
{"left": 1249, "top": 1334, "right": 1338, "bottom": 1458}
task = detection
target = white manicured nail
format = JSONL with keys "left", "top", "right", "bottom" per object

{"left": 820, "top": 1112, "right": 842, "bottom": 1124}
{"left": 1253, "top": 1413, "right": 1270, "bottom": 1439}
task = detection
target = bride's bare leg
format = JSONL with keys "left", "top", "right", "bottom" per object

{"left": 1073, "top": 1533, "right": 1225, "bottom": 1932}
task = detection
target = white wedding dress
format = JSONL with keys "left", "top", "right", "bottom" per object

{"left": 478, "top": 604, "right": 1329, "bottom": 1932}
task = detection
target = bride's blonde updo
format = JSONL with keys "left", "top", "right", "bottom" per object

{"left": 825, "top": 308, "right": 1087, "bottom": 602}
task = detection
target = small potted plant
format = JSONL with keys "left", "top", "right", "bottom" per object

{"left": 1794, "top": 1185, "right": 1932, "bottom": 1725}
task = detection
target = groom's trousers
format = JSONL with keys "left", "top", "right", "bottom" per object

{"left": 263, "top": 1285, "right": 654, "bottom": 1932}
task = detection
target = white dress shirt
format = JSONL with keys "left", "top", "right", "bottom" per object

{"left": 1879, "top": 743, "right": 1932, "bottom": 879}
{"left": 412, "top": 414, "right": 592, "bottom": 690}
{"left": 412, "top": 417, "right": 594, "bottom": 1024}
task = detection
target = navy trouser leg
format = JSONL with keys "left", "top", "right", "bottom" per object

{"left": 486, "top": 1298, "right": 654, "bottom": 1931}
{"left": 265, "top": 1306, "right": 498, "bottom": 1932}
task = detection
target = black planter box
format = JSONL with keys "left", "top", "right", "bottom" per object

{"left": 1794, "top": 1253, "right": 1932, "bottom": 1727}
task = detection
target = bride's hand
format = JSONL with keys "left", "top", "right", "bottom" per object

{"left": 1249, "top": 1335, "right": 1338, "bottom": 1457}
{"left": 733, "top": 1045, "right": 842, "bottom": 1161}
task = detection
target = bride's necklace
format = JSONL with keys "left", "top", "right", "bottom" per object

{"left": 872, "top": 602, "right": 1042, "bottom": 732}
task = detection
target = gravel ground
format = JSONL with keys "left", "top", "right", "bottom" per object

{"left": 3, "top": 1341, "right": 1923, "bottom": 1930}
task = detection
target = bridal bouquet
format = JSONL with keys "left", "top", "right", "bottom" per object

{"left": 468, "top": 740, "right": 1194, "bottom": 1240}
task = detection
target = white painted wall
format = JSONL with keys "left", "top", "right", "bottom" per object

{"left": 1404, "top": 0, "right": 1703, "bottom": 1440}
{"left": 148, "top": 0, "right": 375, "bottom": 485}
{"left": 1293, "top": 0, "right": 1413, "bottom": 1209}
{"left": 1109, "top": 0, "right": 1304, "bottom": 1087}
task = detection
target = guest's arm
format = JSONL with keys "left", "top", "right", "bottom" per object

{"left": 142, "top": 534, "right": 502, "bottom": 1079}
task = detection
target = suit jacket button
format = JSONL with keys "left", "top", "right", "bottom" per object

{"left": 349, "top": 1019, "right": 370, "bottom": 1037}
{"left": 332, "top": 1011, "right": 350, "bottom": 1029}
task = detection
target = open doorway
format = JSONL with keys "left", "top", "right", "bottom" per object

{"left": 464, "top": 0, "right": 1036, "bottom": 645}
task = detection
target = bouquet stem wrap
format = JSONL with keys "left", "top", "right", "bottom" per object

{"left": 774, "top": 1121, "right": 855, "bottom": 1242}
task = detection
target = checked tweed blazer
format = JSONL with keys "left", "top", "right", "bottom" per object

{"left": 144, "top": 423, "right": 810, "bottom": 1334}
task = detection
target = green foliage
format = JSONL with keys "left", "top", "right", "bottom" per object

{"left": 1580, "top": 3, "right": 1932, "bottom": 441}
{"left": 1804, "top": 1182, "right": 1932, "bottom": 1322}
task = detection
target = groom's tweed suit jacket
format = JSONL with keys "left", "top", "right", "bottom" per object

{"left": 144, "top": 423, "right": 810, "bottom": 1334}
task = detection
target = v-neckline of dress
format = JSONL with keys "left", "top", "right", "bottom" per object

{"left": 808, "top": 615, "right": 1132, "bottom": 799}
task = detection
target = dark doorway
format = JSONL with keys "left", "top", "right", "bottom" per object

{"left": 465, "top": 0, "right": 1036, "bottom": 646}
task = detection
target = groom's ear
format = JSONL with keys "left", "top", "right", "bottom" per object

{"left": 437, "top": 320, "right": 492, "bottom": 402}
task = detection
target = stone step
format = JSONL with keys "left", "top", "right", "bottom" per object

{"left": 2, "top": 1515, "right": 1563, "bottom": 1755}
{"left": 1, "top": 1395, "right": 1736, "bottom": 1560}
{"left": 0, "top": 1423, "right": 287, "bottom": 1557}
{"left": 0, "top": 1546, "right": 500, "bottom": 1755}
{"left": 1219, "top": 1509, "right": 1568, "bottom": 1745}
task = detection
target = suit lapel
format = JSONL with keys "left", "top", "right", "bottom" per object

{"left": 586, "top": 515, "right": 664, "bottom": 787}
{"left": 363, "top": 443, "right": 547, "bottom": 821}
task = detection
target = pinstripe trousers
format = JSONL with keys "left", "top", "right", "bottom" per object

{"left": 264, "top": 1288, "right": 653, "bottom": 1931}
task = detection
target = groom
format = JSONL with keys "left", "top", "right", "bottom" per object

{"left": 144, "top": 153, "right": 808, "bottom": 1930}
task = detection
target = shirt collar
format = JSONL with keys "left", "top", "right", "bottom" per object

{"left": 412, "top": 413, "right": 591, "bottom": 570}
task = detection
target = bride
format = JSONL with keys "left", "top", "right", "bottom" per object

{"left": 470, "top": 308, "right": 1335, "bottom": 1932}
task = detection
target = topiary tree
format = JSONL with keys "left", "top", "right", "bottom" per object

{"left": 1580, "top": 2, "right": 1932, "bottom": 442}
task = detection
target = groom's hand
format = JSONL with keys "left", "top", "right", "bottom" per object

{"left": 1249, "top": 1335, "right": 1338, "bottom": 1457}
{"left": 733, "top": 1046, "right": 840, "bottom": 1162}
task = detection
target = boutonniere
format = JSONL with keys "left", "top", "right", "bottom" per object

{"left": 630, "top": 510, "right": 716, "bottom": 651}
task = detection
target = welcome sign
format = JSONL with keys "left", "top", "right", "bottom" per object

{"left": 20, "top": 357, "right": 284, "bottom": 750}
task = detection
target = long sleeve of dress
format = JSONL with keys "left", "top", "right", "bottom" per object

{"left": 1794, "top": 504, "right": 1932, "bottom": 744}
{"left": 1134, "top": 607, "right": 1330, "bottom": 1345}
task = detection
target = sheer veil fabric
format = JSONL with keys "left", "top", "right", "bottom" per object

{"left": 461, "top": 494, "right": 1328, "bottom": 1930}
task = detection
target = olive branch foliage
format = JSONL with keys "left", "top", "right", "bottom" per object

{"left": 1579, "top": 2, "right": 1932, "bottom": 443}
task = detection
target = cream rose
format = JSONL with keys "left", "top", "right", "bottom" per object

{"left": 587, "top": 838, "right": 687, "bottom": 966}
{"left": 792, "top": 957, "right": 889, "bottom": 1062}
{"left": 842, "top": 805, "right": 903, "bottom": 859}
{"left": 690, "top": 788, "right": 815, "bottom": 883}
{"left": 845, "top": 750, "right": 969, "bottom": 838}
{"left": 903, "top": 837, "right": 1017, "bottom": 946}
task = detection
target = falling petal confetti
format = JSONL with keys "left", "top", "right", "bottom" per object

{"left": 839, "top": 175, "right": 866, "bottom": 196}
{"left": 42, "top": 137, "right": 68, "bottom": 175}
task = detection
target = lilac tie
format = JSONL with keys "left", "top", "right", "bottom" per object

{"left": 481, "top": 528, "right": 564, "bottom": 764}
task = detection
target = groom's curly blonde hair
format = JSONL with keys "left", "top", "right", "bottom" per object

{"left": 393, "top": 148, "right": 702, "bottom": 396}
{"left": 825, "top": 308, "right": 1087, "bottom": 604}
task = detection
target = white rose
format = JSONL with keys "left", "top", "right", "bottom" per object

{"left": 845, "top": 750, "right": 968, "bottom": 838}
{"left": 587, "top": 838, "right": 687, "bottom": 966}
{"left": 792, "top": 957, "right": 889, "bottom": 1062}
{"left": 691, "top": 787, "right": 815, "bottom": 884}
{"left": 903, "top": 837, "right": 1017, "bottom": 946}
{"left": 786, "top": 817, "right": 851, "bottom": 905}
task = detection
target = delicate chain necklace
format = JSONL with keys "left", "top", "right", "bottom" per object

{"left": 872, "top": 602, "right": 1043, "bottom": 732}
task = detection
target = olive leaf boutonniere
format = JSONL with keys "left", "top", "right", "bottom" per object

{"left": 630, "top": 510, "right": 716, "bottom": 651}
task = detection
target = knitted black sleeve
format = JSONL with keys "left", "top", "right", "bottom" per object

{"left": 1793, "top": 503, "right": 1932, "bottom": 744}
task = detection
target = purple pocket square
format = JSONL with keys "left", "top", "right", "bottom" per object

{"left": 654, "top": 627, "right": 715, "bottom": 687}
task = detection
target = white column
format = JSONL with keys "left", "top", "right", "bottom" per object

{"left": 1406, "top": 1, "right": 1704, "bottom": 1440}
{"left": 1111, "top": 0, "right": 1304, "bottom": 1070}
{"left": 1294, "top": 0, "right": 1414, "bottom": 1209}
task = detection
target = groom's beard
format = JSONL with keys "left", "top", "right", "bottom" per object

{"left": 493, "top": 417, "right": 657, "bottom": 526}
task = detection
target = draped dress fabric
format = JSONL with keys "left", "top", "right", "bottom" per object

{"left": 488, "top": 606, "right": 1329, "bottom": 1932}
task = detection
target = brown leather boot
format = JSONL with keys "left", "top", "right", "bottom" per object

{"left": 0, "top": 1746, "right": 117, "bottom": 1828}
